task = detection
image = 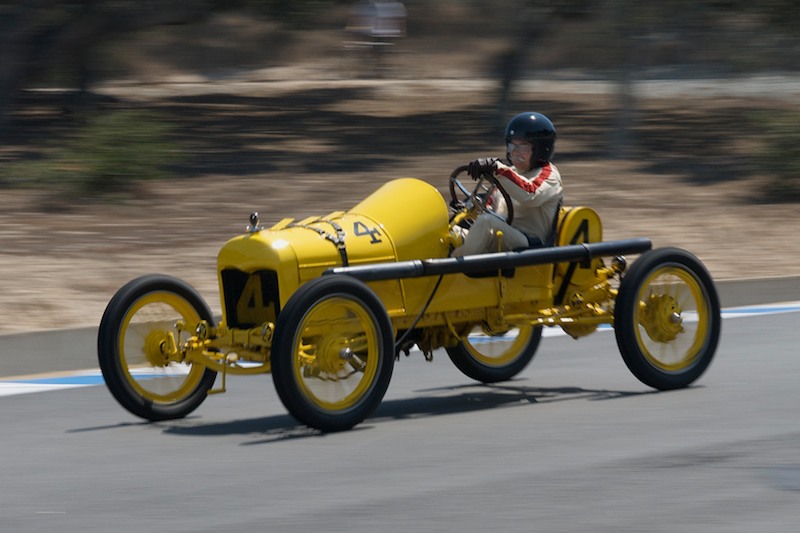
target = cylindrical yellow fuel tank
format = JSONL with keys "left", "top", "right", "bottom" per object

{"left": 216, "top": 178, "right": 451, "bottom": 328}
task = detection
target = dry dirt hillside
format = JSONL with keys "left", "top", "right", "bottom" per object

{"left": 1, "top": 12, "right": 799, "bottom": 335}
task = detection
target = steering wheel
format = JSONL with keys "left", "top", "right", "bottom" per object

{"left": 448, "top": 165, "right": 514, "bottom": 226}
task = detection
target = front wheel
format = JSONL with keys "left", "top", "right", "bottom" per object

{"left": 446, "top": 324, "right": 542, "bottom": 383}
{"left": 271, "top": 275, "right": 395, "bottom": 432}
{"left": 97, "top": 275, "right": 218, "bottom": 420}
{"left": 614, "top": 248, "right": 721, "bottom": 390}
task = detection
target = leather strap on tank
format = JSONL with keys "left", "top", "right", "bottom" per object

{"left": 287, "top": 219, "right": 349, "bottom": 266}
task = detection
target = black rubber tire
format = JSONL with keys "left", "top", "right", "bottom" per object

{"left": 615, "top": 248, "right": 721, "bottom": 390}
{"left": 446, "top": 325, "right": 542, "bottom": 383}
{"left": 271, "top": 275, "right": 395, "bottom": 432}
{"left": 97, "top": 274, "right": 217, "bottom": 421}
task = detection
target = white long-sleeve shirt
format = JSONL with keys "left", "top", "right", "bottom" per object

{"left": 494, "top": 162, "right": 563, "bottom": 242}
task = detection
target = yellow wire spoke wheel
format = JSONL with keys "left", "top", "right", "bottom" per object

{"left": 635, "top": 267, "right": 709, "bottom": 371}
{"left": 446, "top": 324, "right": 542, "bottom": 383}
{"left": 293, "top": 298, "right": 380, "bottom": 411}
{"left": 615, "top": 248, "right": 721, "bottom": 390}
{"left": 118, "top": 294, "right": 207, "bottom": 403}
{"left": 98, "top": 275, "right": 217, "bottom": 421}
{"left": 271, "top": 275, "right": 394, "bottom": 432}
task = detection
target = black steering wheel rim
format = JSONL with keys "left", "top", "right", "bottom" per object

{"left": 448, "top": 165, "right": 514, "bottom": 225}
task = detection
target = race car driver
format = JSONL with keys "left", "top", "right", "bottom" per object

{"left": 452, "top": 111, "right": 563, "bottom": 256}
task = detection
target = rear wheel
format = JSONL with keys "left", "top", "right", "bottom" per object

{"left": 615, "top": 248, "right": 720, "bottom": 390}
{"left": 271, "top": 275, "right": 395, "bottom": 432}
{"left": 446, "top": 324, "right": 542, "bottom": 383}
{"left": 97, "top": 275, "right": 217, "bottom": 420}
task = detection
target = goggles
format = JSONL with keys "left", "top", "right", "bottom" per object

{"left": 507, "top": 141, "right": 533, "bottom": 155}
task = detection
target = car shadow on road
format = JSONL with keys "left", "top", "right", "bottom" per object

{"left": 156, "top": 381, "right": 661, "bottom": 445}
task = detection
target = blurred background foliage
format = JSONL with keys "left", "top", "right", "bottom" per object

{"left": 1, "top": 0, "right": 800, "bottom": 201}
{"left": 2, "top": 110, "right": 180, "bottom": 200}
{"left": 758, "top": 111, "right": 800, "bottom": 201}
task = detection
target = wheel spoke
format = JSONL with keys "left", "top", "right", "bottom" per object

{"left": 98, "top": 275, "right": 216, "bottom": 420}
{"left": 615, "top": 249, "right": 720, "bottom": 390}
{"left": 119, "top": 293, "right": 206, "bottom": 403}
{"left": 446, "top": 324, "right": 541, "bottom": 383}
{"left": 634, "top": 265, "right": 709, "bottom": 372}
{"left": 293, "top": 296, "right": 380, "bottom": 411}
{"left": 464, "top": 326, "right": 533, "bottom": 365}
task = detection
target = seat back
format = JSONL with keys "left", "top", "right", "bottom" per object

{"left": 555, "top": 206, "right": 603, "bottom": 248}
{"left": 553, "top": 206, "right": 604, "bottom": 304}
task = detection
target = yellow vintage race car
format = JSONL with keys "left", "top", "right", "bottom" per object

{"left": 98, "top": 166, "right": 721, "bottom": 432}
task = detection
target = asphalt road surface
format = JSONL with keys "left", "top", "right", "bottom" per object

{"left": 1, "top": 278, "right": 799, "bottom": 532}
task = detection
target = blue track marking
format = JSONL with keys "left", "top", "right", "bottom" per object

{"left": 12, "top": 375, "right": 106, "bottom": 386}
{"left": 0, "top": 372, "right": 102, "bottom": 397}
{"left": 2, "top": 301, "right": 799, "bottom": 397}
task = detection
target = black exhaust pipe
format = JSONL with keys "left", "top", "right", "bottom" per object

{"left": 324, "top": 238, "right": 652, "bottom": 282}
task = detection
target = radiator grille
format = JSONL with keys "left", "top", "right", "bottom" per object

{"left": 221, "top": 269, "right": 280, "bottom": 329}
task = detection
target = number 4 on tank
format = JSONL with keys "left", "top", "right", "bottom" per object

{"left": 353, "top": 221, "right": 382, "bottom": 244}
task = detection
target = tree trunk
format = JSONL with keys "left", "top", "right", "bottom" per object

{"left": 0, "top": 0, "right": 211, "bottom": 136}
{"left": 612, "top": 0, "right": 638, "bottom": 158}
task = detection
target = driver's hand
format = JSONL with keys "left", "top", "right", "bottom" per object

{"left": 467, "top": 157, "right": 499, "bottom": 180}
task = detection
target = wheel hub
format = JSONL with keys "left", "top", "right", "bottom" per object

{"left": 144, "top": 330, "right": 176, "bottom": 367}
{"left": 303, "top": 336, "right": 352, "bottom": 376}
{"left": 641, "top": 294, "right": 684, "bottom": 343}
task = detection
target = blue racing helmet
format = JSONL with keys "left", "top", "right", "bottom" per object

{"left": 504, "top": 112, "right": 556, "bottom": 168}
